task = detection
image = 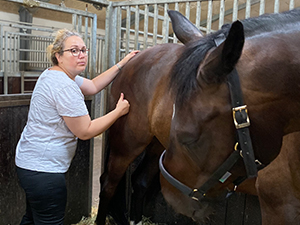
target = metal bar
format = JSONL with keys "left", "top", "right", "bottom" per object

{"left": 274, "top": 0, "right": 280, "bottom": 13}
{"left": 78, "top": 0, "right": 109, "bottom": 6}
{"left": 207, "top": 0, "right": 213, "bottom": 33}
{"left": 90, "top": 14, "right": 97, "bottom": 79}
{"left": 185, "top": 2, "right": 190, "bottom": 20}
{"left": 84, "top": 17, "right": 89, "bottom": 44}
{"left": 245, "top": 0, "right": 251, "bottom": 18}
{"left": 4, "top": 32, "right": 8, "bottom": 94}
{"left": 143, "top": 4, "right": 149, "bottom": 49}
{"left": 78, "top": 15, "right": 83, "bottom": 33}
{"left": 72, "top": 14, "right": 77, "bottom": 31}
{"left": 290, "top": 0, "right": 295, "bottom": 10}
{"left": 9, "top": 33, "right": 12, "bottom": 75}
{"left": 173, "top": 2, "right": 179, "bottom": 43}
{"left": 120, "top": 5, "right": 167, "bottom": 21}
{"left": 116, "top": 6, "right": 121, "bottom": 61}
{"left": 14, "top": 34, "right": 17, "bottom": 73}
{"left": 195, "top": 1, "right": 201, "bottom": 30}
{"left": 21, "top": 71, "right": 24, "bottom": 94}
{"left": 126, "top": 6, "right": 131, "bottom": 54}
{"left": 6, "top": 0, "right": 95, "bottom": 17}
{"left": 0, "top": 19, "right": 56, "bottom": 32}
{"left": 0, "top": 24, "right": 3, "bottom": 72}
{"left": 120, "top": 27, "right": 165, "bottom": 39}
{"left": 153, "top": 4, "right": 158, "bottom": 45}
{"left": 233, "top": 0, "right": 239, "bottom": 21}
{"left": 162, "top": 3, "right": 169, "bottom": 43}
{"left": 134, "top": 5, "right": 140, "bottom": 50}
{"left": 219, "top": 0, "right": 225, "bottom": 29}
{"left": 112, "top": 0, "right": 203, "bottom": 7}
{"left": 259, "top": 0, "right": 265, "bottom": 15}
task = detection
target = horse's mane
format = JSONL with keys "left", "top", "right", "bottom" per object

{"left": 170, "top": 8, "right": 300, "bottom": 106}
{"left": 242, "top": 8, "right": 300, "bottom": 37}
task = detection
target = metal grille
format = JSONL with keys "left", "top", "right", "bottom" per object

{"left": 104, "top": 0, "right": 300, "bottom": 66}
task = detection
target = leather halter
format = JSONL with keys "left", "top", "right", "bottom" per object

{"left": 159, "top": 33, "right": 262, "bottom": 201}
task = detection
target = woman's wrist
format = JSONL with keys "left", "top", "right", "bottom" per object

{"left": 116, "top": 63, "right": 122, "bottom": 70}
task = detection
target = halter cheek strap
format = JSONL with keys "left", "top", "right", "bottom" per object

{"left": 159, "top": 149, "right": 241, "bottom": 201}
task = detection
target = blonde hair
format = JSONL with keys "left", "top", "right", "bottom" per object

{"left": 47, "top": 29, "right": 82, "bottom": 66}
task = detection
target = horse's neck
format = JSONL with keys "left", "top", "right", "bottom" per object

{"left": 239, "top": 32, "right": 300, "bottom": 135}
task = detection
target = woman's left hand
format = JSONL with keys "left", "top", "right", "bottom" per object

{"left": 119, "top": 50, "right": 140, "bottom": 67}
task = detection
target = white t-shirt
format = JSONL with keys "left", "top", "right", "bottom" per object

{"left": 15, "top": 69, "right": 88, "bottom": 173}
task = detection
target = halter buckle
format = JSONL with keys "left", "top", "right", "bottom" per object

{"left": 232, "top": 105, "right": 250, "bottom": 129}
{"left": 190, "top": 189, "right": 205, "bottom": 201}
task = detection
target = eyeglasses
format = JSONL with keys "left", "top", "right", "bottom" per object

{"left": 62, "top": 48, "right": 89, "bottom": 57}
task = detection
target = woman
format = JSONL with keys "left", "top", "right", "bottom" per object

{"left": 15, "top": 28, "right": 139, "bottom": 224}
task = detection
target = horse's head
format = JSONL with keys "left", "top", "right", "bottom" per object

{"left": 160, "top": 20, "right": 249, "bottom": 221}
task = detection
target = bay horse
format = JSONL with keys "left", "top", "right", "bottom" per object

{"left": 96, "top": 9, "right": 300, "bottom": 225}
{"left": 256, "top": 132, "right": 300, "bottom": 224}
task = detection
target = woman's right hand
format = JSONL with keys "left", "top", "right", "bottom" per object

{"left": 116, "top": 93, "right": 130, "bottom": 116}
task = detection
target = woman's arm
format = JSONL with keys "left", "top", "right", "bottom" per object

{"left": 63, "top": 93, "right": 129, "bottom": 140}
{"left": 80, "top": 50, "right": 140, "bottom": 96}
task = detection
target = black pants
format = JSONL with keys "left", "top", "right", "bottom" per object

{"left": 16, "top": 167, "right": 67, "bottom": 225}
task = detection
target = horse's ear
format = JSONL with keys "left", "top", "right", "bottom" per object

{"left": 168, "top": 10, "right": 203, "bottom": 44}
{"left": 197, "top": 21, "right": 245, "bottom": 84}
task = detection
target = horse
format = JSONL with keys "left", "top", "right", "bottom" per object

{"left": 256, "top": 132, "right": 300, "bottom": 224}
{"left": 95, "top": 9, "right": 300, "bottom": 225}
{"left": 161, "top": 8, "right": 300, "bottom": 225}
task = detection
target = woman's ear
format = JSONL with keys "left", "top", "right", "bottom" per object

{"left": 55, "top": 52, "right": 62, "bottom": 64}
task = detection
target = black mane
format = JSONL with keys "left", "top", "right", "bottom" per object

{"left": 170, "top": 8, "right": 300, "bottom": 106}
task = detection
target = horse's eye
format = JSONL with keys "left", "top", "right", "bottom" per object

{"left": 176, "top": 130, "right": 199, "bottom": 146}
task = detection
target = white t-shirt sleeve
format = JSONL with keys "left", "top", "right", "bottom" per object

{"left": 55, "top": 85, "right": 88, "bottom": 117}
{"left": 75, "top": 75, "right": 84, "bottom": 87}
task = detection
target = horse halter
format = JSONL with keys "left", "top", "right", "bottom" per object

{"left": 159, "top": 33, "right": 263, "bottom": 201}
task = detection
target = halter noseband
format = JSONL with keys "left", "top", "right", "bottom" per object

{"left": 159, "top": 33, "right": 263, "bottom": 201}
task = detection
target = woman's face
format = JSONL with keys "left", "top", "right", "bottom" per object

{"left": 56, "top": 35, "right": 88, "bottom": 79}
